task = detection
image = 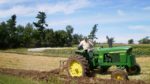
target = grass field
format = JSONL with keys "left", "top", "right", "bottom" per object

{"left": 0, "top": 44, "right": 149, "bottom": 84}
{"left": 0, "top": 52, "right": 150, "bottom": 83}
{"left": 0, "top": 73, "right": 47, "bottom": 84}
{"left": 0, "top": 52, "right": 66, "bottom": 71}
{"left": 0, "top": 44, "right": 149, "bottom": 57}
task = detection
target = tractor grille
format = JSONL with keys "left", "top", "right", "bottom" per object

{"left": 111, "top": 53, "right": 120, "bottom": 62}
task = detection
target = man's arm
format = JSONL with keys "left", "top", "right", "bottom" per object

{"left": 89, "top": 40, "right": 94, "bottom": 47}
{"left": 78, "top": 41, "right": 83, "bottom": 49}
{"left": 78, "top": 41, "right": 83, "bottom": 47}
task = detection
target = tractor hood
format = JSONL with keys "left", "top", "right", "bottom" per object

{"left": 95, "top": 46, "right": 132, "bottom": 53}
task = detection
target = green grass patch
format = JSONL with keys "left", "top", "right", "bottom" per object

{"left": 0, "top": 73, "right": 46, "bottom": 84}
{"left": 0, "top": 48, "right": 29, "bottom": 55}
{"left": 0, "top": 73, "right": 75, "bottom": 84}
{"left": 0, "top": 44, "right": 150, "bottom": 57}
{"left": 43, "top": 48, "right": 76, "bottom": 57}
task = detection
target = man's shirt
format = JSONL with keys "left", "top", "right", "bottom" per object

{"left": 79, "top": 40, "right": 93, "bottom": 50}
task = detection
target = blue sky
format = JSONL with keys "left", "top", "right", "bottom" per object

{"left": 0, "top": 0, "right": 150, "bottom": 43}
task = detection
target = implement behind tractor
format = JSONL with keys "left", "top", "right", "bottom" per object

{"left": 65, "top": 46, "right": 141, "bottom": 80}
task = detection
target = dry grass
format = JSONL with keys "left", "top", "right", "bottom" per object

{"left": 0, "top": 52, "right": 67, "bottom": 71}
{"left": 0, "top": 52, "right": 149, "bottom": 83}
{"left": 130, "top": 57, "right": 150, "bottom": 83}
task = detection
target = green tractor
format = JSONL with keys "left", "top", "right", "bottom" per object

{"left": 66, "top": 46, "right": 141, "bottom": 80}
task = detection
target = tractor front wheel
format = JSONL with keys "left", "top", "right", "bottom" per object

{"left": 111, "top": 69, "right": 129, "bottom": 80}
{"left": 67, "top": 55, "right": 90, "bottom": 77}
{"left": 126, "top": 64, "right": 141, "bottom": 75}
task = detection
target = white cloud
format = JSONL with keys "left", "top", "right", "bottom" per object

{"left": 143, "top": 6, "right": 150, "bottom": 10}
{"left": 0, "top": 0, "right": 5, "bottom": 3}
{"left": 37, "top": 0, "right": 90, "bottom": 14}
{"left": 0, "top": 5, "right": 34, "bottom": 17}
{"left": 0, "top": 0, "right": 10, "bottom": 4}
{"left": 0, "top": 0, "right": 30, "bottom": 4}
{"left": 129, "top": 25, "right": 144, "bottom": 29}
{"left": 128, "top": 25, "right": 150, "bottom": 32}
{"left": 47, "top": 13, "right": 150, "bottom": 27}
{"left": 0, "top": 0, "right": 90, "bottom": 17}
{"left": 117, "top": 9, "right": 126, "bottom": 16}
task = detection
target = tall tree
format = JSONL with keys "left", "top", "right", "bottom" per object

{"left": 0, "top": 22, "right": 9, "bottom": 48}
{"left": 88, "top": 24, "right": 98, "bottom": 41}
{"left": 139, "top": 36, "right": 150, "bottom": 44}
{"left": 22, "top": 23, "right": 34, "bottom": 47}
{"left": 54, "top": 30, "right": 68, "bottom": 47}
{"left": 128, "top": 39, "right": 134, "bottom": 44}
{"left": 7, "top": 15, "right": 16, "bottom": 32}
{"left": 33, "top": 12, "right": 48, "bottom": 46}
{"left": 44, "top": 29, "right": 55, "bottom": 47}
{"left": 16, "top": 25, "right": 24, "bottom": 47}
{"left": 6, "top": 15, "right": 18, "bottom": 48}
{"left": 66, "top": 25, "right": 74, "bottom": 46}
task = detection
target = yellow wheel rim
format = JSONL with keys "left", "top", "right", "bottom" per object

{"left": 69, "top": 60, "right": 83, "bottom": 77}
{"left": 116, "top": 75, "right": 123, "bottom": 80}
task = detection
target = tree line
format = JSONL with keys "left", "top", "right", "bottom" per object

{"left": 0, "top": 12, "right": 98, "bottom": 49}
{"left": 0, "top": 11, "right": 149, "bottom": 49}
{"left": 128, "top": 36, "right": 150, "bottom": 44}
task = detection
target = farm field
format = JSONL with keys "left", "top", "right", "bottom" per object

{"left": 0, "top": 44, "right": 149, "bottom": 57}
{"left": 0, "top": 0, "right": 149, "bottom": 83}
{"left": 0, "top": 52, "right": 66, "bottom": 71}
{"left": 0, "top": 52, "right": 150, "bottom": 84}
{"left": 0, "top": 73, "right": 47, "bottom": 84}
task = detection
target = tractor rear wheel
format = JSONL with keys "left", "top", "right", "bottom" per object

{"left": 111, "top": 69, "right": 129, "bottom": 80}
{"left": 67, "top": 55, "right": 90, "bottom": 77}
{"left": 126, "top": 64, "right": 141, "bottom": 75}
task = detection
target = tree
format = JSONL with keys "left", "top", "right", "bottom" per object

{"left": 106, "top": 36, "right": 114, "bottom": 47}
{"left": 6, "top": 15, "right": 18, "bottom": 48}
{"left": 22, "top": 23, "right": 34, "bottom": 47}
{"left": 33, "top": 12, "right": 48, "bottom": 46}
{"left": 72, "top": 34, "right": 84, "bottom": 44}
{"left": 0, "top": 22, "right": 9, "bottom": 48}
{"left": 32, "top": 29, "right": 40, "bottom": 47}
{"left": 33, "top": 12, "right": 48, "bottom": 31}
{"left": 88, "top": 24, "right": 98, "bottom": 41}
{"left": 16, "top": 25, "right": 24, "bottom": 47}
{"left": 139, "top": 36, "right": 150, "bottom": 44}
{"left": 44, "top": 29, "right": 55, "bottom": 47}
{"left": 128, "top": 39, "right": 134, "bottom": 44}
{"left": 0, "top": 14, "right": 91, "bottom": 48}
{"left": 54, "top": 30, "right": 68, "bottom": 47}
{"left": 7, "top": 15, "right": 17, "bottom": 32}
{"left": 66, "top": 25, "right": 74, "bottom": 46}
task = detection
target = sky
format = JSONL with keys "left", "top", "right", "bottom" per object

{"left": 0, "top": 0, "right": 150, "bottom": 43}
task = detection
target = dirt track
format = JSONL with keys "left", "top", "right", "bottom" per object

{"left": 0, "top": 68, "right": 146, "bottom": 84}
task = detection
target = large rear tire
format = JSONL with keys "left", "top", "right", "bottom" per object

{"left": 67, "top": 55, "right": 90, "bottom": 77}
{"left": 126, "top": 64, "right": 141, "bottom": 75}
{"left": 111, "top": 69, "right": 129, "bottom": 80}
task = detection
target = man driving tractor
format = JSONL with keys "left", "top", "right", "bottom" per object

{"left": 78, "top": 37, "right": 94, "bottom": 52}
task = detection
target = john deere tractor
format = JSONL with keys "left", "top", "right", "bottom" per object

{"left": 66, "top": 46, "right": 141, "bottom": 80}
